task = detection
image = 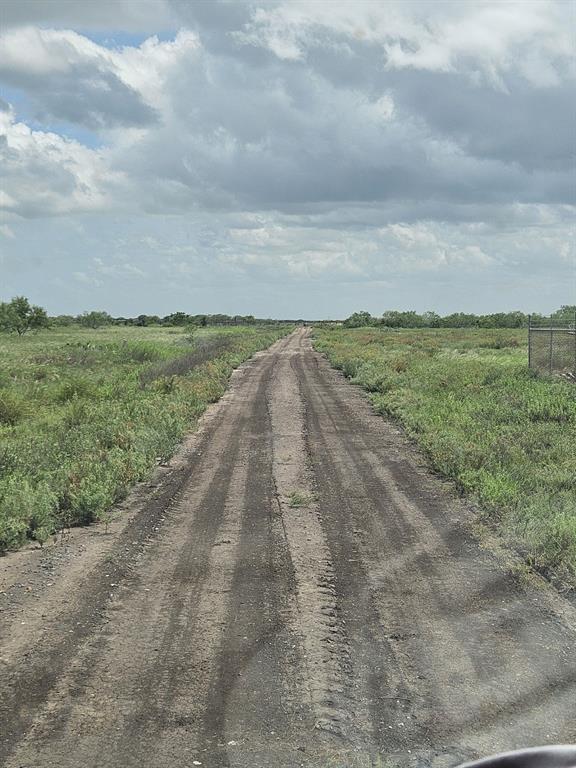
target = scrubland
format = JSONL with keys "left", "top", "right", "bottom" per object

{"left": 0, "top": 324, "right": 287, "bottom": 552}
{"left": 314, "top": 327, "right": 576, "bottom": 581}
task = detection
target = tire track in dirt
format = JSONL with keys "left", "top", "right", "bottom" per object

{"left": 198, "top": 366, "right": 305, "bottom": 767}
{"left": 293, "top": 344, "right": 422, "bottom": 759}
{"left": 297, "top": 338, "right": 576, "bottom": 762}
{"left": 266, "top": 341, "right": 367, "bottom": 749}
{"left": 108, "top": 434, "right": 250, "bottom": 766}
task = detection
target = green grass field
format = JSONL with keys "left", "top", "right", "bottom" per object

{"left": 313, "top": 326, "right": 576, "bottom": 582}
{"left": 0, "top": 324, "right": 288, "bottom": 552}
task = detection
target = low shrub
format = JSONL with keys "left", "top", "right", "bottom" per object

{"left": 0, "top": 392, "right": 28, "bottom": 425}
{"left": 0, "top": 478, "right": 57, "bottom": 548}
{"left": 53, "top": 376, "right": 97, "bottom": 403}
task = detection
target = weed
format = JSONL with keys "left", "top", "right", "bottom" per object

{"left": 287, "top": 490, "right": 317, "bottom": 508}
{"left": 0, "top": 391, "right": 28, "bottom": 425}
{"left": 53, "top": 377, "right": 96, "bottom": 403}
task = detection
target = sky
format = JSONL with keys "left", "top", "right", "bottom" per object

{"left": 0, "top": 0, "right": 574, "bottom": 319}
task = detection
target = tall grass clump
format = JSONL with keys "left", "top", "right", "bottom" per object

{"left": 314, "top": 326, "right": 576, "bottom": 582}
{"left": 0, "top": 391, "right": 28, "bottom": 425}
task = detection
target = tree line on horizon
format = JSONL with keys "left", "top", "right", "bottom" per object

{"left": 0, "top": 299, "right": 297, "bottom": 334}
{"left": 0, "top": 296, "right": 574, "bottom": 336}
{"left": 343, "top": 306, "right": 576, "bottom": 329}
{"left": 52, "top": 311, "right": 294, "bottom": 328}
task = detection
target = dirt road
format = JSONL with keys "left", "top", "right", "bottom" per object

{"left": 1, "top": 329, "right": 575, "bottom": 767}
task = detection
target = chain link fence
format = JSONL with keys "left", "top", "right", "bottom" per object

{"left": 528, "top": 314, "right": 576, "bottom": 379}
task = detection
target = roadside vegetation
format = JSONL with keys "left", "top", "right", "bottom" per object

{"left": 313, "top": 326, "right": 576, "bottom": 582}
{"left": 0, "top": 323, "right": 288, "bottom": 552}
{"left": 342, "top": 305, "right": 575, "bottom": 329}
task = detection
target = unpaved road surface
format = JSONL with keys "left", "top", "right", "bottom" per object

{"left": 1, "top": 329, "right": 575, "bottom": 768}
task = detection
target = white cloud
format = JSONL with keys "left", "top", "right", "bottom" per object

{"left": 383, "top": 1, "right": 572, "bottom": 84}
{"left": 73, "top": 270, "right": 102, "bottom": 286}
{"left": 236, "top": 0, "right": 575, "bottom": 88}
{"left": 0, "top": 26, "right": 185, "bottom": 129}
{"left": 388, "top": 223, "right": 439, "bottom": 249}
{"left": 1, "top": 5, "right": 573, "bottom": 218}
{"left": 112, "top": 30, "right": 200, "bottom": 114}
{"left": 94, "top": 257, "right": 147, "bottom": 278}
{"left": 0, "top": 104, "right": 124, "bottom": 216}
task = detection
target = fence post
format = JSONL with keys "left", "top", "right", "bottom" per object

{"left": 549, "top": 326, "right": 553, "bottom": 376}
{"left": 528, "top": 314, "right": 531, "bottom": 370}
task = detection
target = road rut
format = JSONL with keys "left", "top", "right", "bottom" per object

{"left": 1, "top": 329, "right": 575, "bottom": 767}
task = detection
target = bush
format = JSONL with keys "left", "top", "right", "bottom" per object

{"left": 116, "top": 341, "right": 164, "bottom": 364}
{"left": 53, "top": 377, "right": 97, "bottom": 403}
{"left": 0, "top": 478, "right": 58, "bottom": 551}
{"left": 0, "top": 392, "right": 28, "bottom": 425}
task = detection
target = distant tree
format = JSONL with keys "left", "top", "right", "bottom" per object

{"left": 210, "top": 313, "right": 233, "bottom": 325}
{"left": 187, "top": 314, "right": 208, "bottom": 327}
{"left": 422, "top": 311, "right": 441, "bottom": 328}
{"left": 134, "top": 314, "right": 160, "bottom": 326}
{"left": 162, "top": 312, "right": 189, "bottom": 326}
{"left": 343, "top": 311, "right": 374, "bottom": 328}
{"left": 506, "top": 311, "right": 528, "bottom": 328}
{"left": 0, "top": 296, "right": 49, "bottom": 335}
{"left": 477, "top": 312, "right": 527, "bottom": 329}
{"left": 51, "top": 314, "right": 76, "bottom": 327}
{"left": 380, "top": 310, "right": 424, "bottom": 328}
{"left": 77, "top": 311, "right": 112, "bottom": 329}
{"left": 529, "top": 313, "right": 547, "bottom": 327}
{"left": 440, "top": 313, "right": 480, "bottom": 328}
{"left": 550, "top": 305, "right": 576, "bottom": 326}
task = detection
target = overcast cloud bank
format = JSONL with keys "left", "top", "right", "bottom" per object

{"left": 0, "top": 0, "right": 574, "bottom": 317}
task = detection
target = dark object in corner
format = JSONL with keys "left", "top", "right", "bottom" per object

{"left": 458, "top": 745, "right": 576, "bottom": 768}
